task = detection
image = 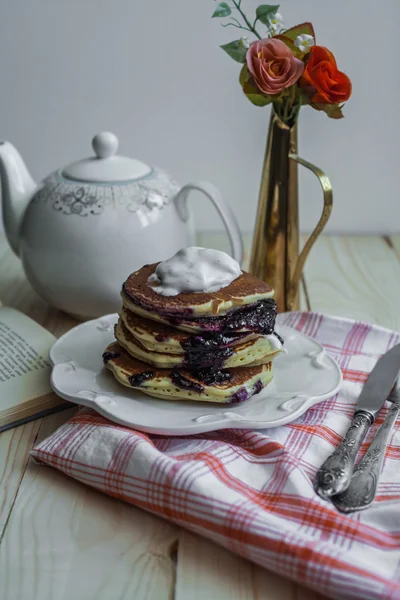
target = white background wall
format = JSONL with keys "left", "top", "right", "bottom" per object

{"left": 0, "top": 0, "right": 398, "bottom": 234}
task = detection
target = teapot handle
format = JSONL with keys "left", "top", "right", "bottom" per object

{"left": 175, "top": 180, "right": 244, "bottom": 265}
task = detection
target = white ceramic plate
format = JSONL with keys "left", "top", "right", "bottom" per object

{"left": 50, "top": 314, "right": 342, "bottom": 435}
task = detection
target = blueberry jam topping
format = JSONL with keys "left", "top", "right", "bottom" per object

{"left": 179, "top": 331, "right": 249, "bottom": 370}
{"left": 170, "top": 372, "right": 204, "bottom": 393}
{"left": 181, "top": 331, "right": 248, "bottom": 351}
{"left": 170, "top": 299, "right": 277, "bottom": 333}
{"left": 102, "top": 351, "right": 121, "bottom": 364}
{"left": 194, "top": 368, "right": 232, "bottom": 386}
{"left": 128, "top": 371, "right": 155, "bottom": 387}
{"left": 183, "top": 346, "right": 234, "bottom": 371}
{"left": 230, "top": 387, "right": 248, "bottom": 404}
{"left": 221, "top": 299, "right": 277, "bottom": 333}
{"left": 254, "top": 380, "right": 264, "bottom": 395}
{"left": 229, "top": 379, "right": 264, "bottom": 404}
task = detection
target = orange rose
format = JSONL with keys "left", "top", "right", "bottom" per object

{"left": 300, "top": 46, "right": 352, "bottom": 104}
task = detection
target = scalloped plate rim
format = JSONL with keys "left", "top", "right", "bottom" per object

{"left": 49, "top": 313, "right": 342, "bottom": 435}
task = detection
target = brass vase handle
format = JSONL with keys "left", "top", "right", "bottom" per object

{"left": 286, "top": 153, "right": 333, "bottom": 311}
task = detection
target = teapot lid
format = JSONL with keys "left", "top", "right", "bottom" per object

{"left": 62, "top": 132, "right": 151, "bottom": 183}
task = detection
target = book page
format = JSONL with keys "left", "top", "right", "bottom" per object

{"left": 0, "top": 307, "right": 56, "bottom": 412}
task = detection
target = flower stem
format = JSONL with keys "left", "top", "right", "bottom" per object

{"left": 273, "top": 89, "right": 302, "bottom": 127}
{"left": 231, "top": 0, "right": 261, "bottom": 39}
{"left": 230, "top": 17, "right": 244, "bottom": 28}
{"left": 290, "top": 96, "right": 302, "bottom": 125}
{"left": 222, "top": 22, "right": 252, "bottom": 32}
{"left": 272, "top": 100, "right": 284, "bottom": 123}
{"left": 283, "top": 98, "right": 290, "bottom": 123}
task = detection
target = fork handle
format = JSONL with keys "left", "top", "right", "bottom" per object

{"left": 314, "top": 410, "right": 373, "bottom": 499}
{"left": 333, "top": 403, "right": 400, "bottom": 513}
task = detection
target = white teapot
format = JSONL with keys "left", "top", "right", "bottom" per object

{"left": 0, "top": 132, "right": 243, "bottom": 319}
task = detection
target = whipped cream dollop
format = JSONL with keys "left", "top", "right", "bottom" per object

{"left": 263, "top": 334, "right": 286, "bottom": 353}
{"left": 148, "top": 247, "right": 241, "bottom": 296}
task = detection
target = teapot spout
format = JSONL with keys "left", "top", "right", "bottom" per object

{"left": 0, "top": 141, "right": 36, "bottom": 256}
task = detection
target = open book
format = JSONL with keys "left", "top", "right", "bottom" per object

{"left": 0, "top": 306, "right": 69, "bottom": 432}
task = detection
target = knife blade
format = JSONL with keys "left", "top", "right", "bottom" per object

{"left": 314, "top": 343, "right": 400, "bottom": 500}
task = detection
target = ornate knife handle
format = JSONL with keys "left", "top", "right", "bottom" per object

{"left": 333, "top": 402, "right": 400, "bottom": 513}
{"left": 314, "top": 410, "right": 373, "bottom": 499}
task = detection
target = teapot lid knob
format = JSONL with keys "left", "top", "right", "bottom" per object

{"left": 62, "top": 132, "right": 151, "bottom": 183}
{"left": 92, "top": 132, "right": 119, "bottom": 159}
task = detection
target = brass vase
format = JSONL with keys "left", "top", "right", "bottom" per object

{"left": 249, "top": 109, "right": 333, "bottom": 313}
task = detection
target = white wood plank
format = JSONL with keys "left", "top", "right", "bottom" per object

{"left": 298, "top": 235, "right": 310, "bottom": 312}
{"left": 0, "top": 420, "right": 41, "bottom": 539}
{"left": 0, "top": 235, "right": 9, "bottom": 263}
{"left": 252, "top": 565, "right": 324, "bottom": 600}
{"left": 0, "top": 410, "right": 178, "bottom": 600}
{"left": 0, "top": 239, "right": 66, "bottom": 554}
{"left": 389, "top": 234, "right": 400, "bottom": 258}
{"left": 300, "top": 277, "right": 310, "bottom": 312}
{"left": 176, "top": 532, "right": 254, "bottom": 600}
{"left": 176, "top": 531, "right": 323, "bottom": 600}
{"left": 303, "top": 236, "right": 400, "bottom": 331}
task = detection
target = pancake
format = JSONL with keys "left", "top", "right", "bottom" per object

{"left": 119, "top": 306, "right": 258, "bottom": 354}
{"left": 122, "top": 288, "right": 277, "bottom": 334}
{"left": 122, "top": 264, "right": 277, "bottom": 335}
{"left": 103, "top": 342, "right": 273, "bottom": 404}
{"left": 122, "top": 263, "right": 274, "bottom": 329}
{"left": 115, "top": 318, "right": 282, "bottom": 369}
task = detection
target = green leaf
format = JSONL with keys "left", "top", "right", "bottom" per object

{"left": 239, "top": 65, "right": 272, "bottom": 107}
{"left": 255, "top": 5, "right": 279, "bottom": 25}
{"left": 212, "top": 2, "right": 231, "bottom": 17}
{"left": 276, "top": 22, "right": 315, "bottom": 54}
{"left": 279, "top": 22, "right": 315, "bottom": 42}
{"left": 246, "top": 93, "right": 273, "bottom": 107}
{"left": 220, "top": 40, "right": 247, "bottom": 63}
{"left": 312, "top": 103, "right": 344, "bottom": 119}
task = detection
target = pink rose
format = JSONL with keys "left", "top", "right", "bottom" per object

{"left": 246, "top": 38, "right": 304, "bottom": 95}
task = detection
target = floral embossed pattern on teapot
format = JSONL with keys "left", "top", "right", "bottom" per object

{"left": 0, "top": 132, "right": 243, "bottom": 319}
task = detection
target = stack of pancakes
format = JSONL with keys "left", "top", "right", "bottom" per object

{"left": 103, "top": 263, "right": 283, "bottom": 404}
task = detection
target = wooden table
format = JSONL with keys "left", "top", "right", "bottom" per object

{"left": 1, "top": 232, "right": 399, "bottom": 600}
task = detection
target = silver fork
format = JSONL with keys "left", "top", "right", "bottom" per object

{"left": 333, "top": 380, "right": 400, "bottom": 513}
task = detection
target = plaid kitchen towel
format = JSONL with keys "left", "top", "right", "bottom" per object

{"left": 32, "top": 313, "right": 400, "bottom": 600}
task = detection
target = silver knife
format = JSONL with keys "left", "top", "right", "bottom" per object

{"left": 333, "top": 380, "right": 400, "bottom": 512}
{"left": 314, "top": 343, "right": 400, "bottom": 499}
